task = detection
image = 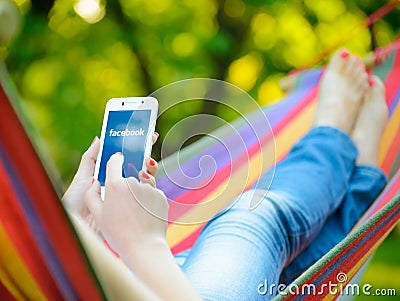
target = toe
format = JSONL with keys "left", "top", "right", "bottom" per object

{"left": 328, "top": 48, "right": 350, "bottom": 73}
{"left": 345, "top": 55, "right": 362, "bottom": 76}
{"left": 355, "top": 71, "right": 369, "bottom": 92}
{"left": 369, "top": 75, "right": 385, "bottom": 93}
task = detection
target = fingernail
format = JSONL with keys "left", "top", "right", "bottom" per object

{"left": 154, "top": 132, "right": 159, "bottom": 138}
{"left": 368, "top": 77, "right": 375, "bottom": 87}
{"left": 340, "top": 49, "right": 350, "bottom": 58}
{"left": 149, "top": 158, "right": 156, "bottom": 166}
{"left": 142, "top": 171, "right": 150, "bottom": 179}
{"left": 91, "top": 136, "right": 98, "bottom": 145}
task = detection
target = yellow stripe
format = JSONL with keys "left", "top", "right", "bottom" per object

{"left": 378, "top": 103, "right": 400, "bottom": 165}
{"left": 167, "top": 142, "right": 275, "bottom": 245}
{"left": 167, "top": 100, "right": 316, "bottom": 248}
{"left": 274, "top": 100, "right": 316, "bottom": 158}
{"left": 323, "top": 229, "right": 394, "bottom": 301}
{"left": 0, "top": 222, "right": 47, "bottom": 301}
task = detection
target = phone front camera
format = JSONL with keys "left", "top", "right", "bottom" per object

{"left": 122, "top": 102, "right": 125, "bottom": 106}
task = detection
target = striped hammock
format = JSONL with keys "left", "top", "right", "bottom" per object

{"left": 0, "top": 40, "right": 399, "bottom": 300}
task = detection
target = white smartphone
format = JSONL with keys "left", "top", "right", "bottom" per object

{"left": 94, "top": 97, "right": 158, "bottom": 198}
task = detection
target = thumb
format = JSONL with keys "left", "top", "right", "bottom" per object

{"left": 77, "top": 137, "right": 100, "bottom": 178}
{"left": 84, "top": 179, "right": 103, "bottom": 222}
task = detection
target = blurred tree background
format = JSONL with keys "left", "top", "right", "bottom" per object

{"left": 3, "top": 0, "right": 400, "bottom": 181}
{"left": 1, "top": 0, "right": 399, "bottom": 299}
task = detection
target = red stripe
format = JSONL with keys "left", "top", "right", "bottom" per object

{"left": 169, "top": 86, "right": 318, "bottom": 250}
{"left": 383, "top": 46, "right": 400, "bottom": 106}
{"left": 171, "top": 226, "right": 204, "bottom": 255}
{"left": 366, "top": 1, "right": 400, "bottom": 27}
{"left": 0, "top": 280, "right": 18, "bottom": 301}
{"left": 168, "top": 85, "right": 318, "bottom": 221}
{"left": 283, "top": 202, "right": 400, "bottom": 300}
{"left": 0, "top": 85, "right": 103, "bottom": 299}
{"left": 312, "top": 207, "right": 399, "bottom": 300}
{"left": 272, "top": 86, "right": 318, "bottom": 136}
{"left": 367, "top": 172, "right": 400, "bottom": 215}
{"left": 292, "top": 1, "right": 400, "bottom": 73}
{"left": 0, "top": 161, "right": 62, "bottom": 300}
{"left": 168, "top": 133, "right": 265, "bottom": 220}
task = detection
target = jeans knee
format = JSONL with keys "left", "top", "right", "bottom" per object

{"left": 206, "top": 190, "right": 288, "bottom": 247}
{"left": 267, "top": 191, "right": 313, "bottom": 237}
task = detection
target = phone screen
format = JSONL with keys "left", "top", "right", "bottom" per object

{"left": 98, "top": 109, "right": 151, "bottom": 185}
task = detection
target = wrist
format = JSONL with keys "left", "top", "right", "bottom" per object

{"left": 119, "top": 237, "right": 171, "bottom": 262}
{"left": 121, "top": 238, "right": 174, "bottom": 274}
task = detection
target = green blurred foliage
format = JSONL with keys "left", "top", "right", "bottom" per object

{"left": 4, "top": 0, "right": 400, "bottom": 183}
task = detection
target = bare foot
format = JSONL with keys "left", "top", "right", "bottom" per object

{"left": 314, "top": 49, "right": 369, "bottom": 133}
{"left": 351, "top": 76, "right": 388, "bottom": 166}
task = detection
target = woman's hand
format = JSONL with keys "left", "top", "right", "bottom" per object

{"left": 63, "top": 137, "right": 100, "bottom": 218}
{"left": 63, "top": 134, "right": 159, "bottom": 233}
{"left": 84, "top": 152, "right": 169, "bottom": 255}
{"left": 83, "top": 153, "right": 202, "bottom": 301}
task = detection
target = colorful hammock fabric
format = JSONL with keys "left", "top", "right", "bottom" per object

{"left": 0, "top": 65, "right": 106, "bottom": 300}
{"left": 0, "top": 41, "right": 399, "bottom": 300}
{"left": 160, "top": 40, "right": 400, "bottom": 255}
{"left": 274, "top": 174, "right": 399, "bottom": 300}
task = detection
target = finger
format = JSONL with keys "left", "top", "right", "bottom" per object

{"left": 152, "top": 132, "right": 159, "bottom": 145}
{"left": 139, "top": 170, "right": 156, "bottom": 188}
{"left": 77, "top": 137, "right": 100, "bottom": 178}
{"left": 144, "top": 157, "right": 158, "bottom": 177}
{"left": 127, "top": 162, "right": 140, "bottom": 179}
{"left": 84, "top": 180, "right": 103, "bottom": 222}
{"left": 106, "top": 152, "right": 124, "bottom": 183}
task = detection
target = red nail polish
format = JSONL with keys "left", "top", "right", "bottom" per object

{"left": 149, "top": 158, "right": 156, "bottom": 166}
{"left": 142, "top": 171, "right": 150, "bottom": 179}
{"left": 368, "top": 77, "right": 375, "bottom": 87}
{"left": 340, "top": 49, "right": 350, "bottom": 58}
{"left": 91, "top": 178, "right": 95, "bottom": 185}
{"left": 154, "top": 132, "right": 159, "bottom": 138}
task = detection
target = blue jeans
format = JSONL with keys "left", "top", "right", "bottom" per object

{"left": 174, "top": 127, "right": 387, "bottom": 300}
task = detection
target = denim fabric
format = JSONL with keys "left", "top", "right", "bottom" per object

{"left": 279, "top": 165, "right": 386, "bottom": 285}
{"left": 174, "top": 127, "right": 387, "bottom": 300}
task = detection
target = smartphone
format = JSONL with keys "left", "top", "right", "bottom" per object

{"left": 94, "top": 97, "right": 158, "bottom": 198}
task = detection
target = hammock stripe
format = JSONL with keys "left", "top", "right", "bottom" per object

{"left": 0, "top": 39, "right": 398, "bottom": 301}
{"left": 273, "top": 175, "right": 399, "bottom": 300}
{"left": 161, "top": 44, "right": 400, "bottom": 254}
{"left": 0, "top": 66, "right": 105, "bottom": 300}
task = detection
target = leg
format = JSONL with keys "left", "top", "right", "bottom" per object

{"left": 279, "top": 165, "right": 387, "bottom": 284}
{"left": 280, "top": 76, "right": 389, "bottom": 284}
{"left": 176, "top": 50, "right": 369, "bottom": 300}
{"left": 179, "top": 126, "right": 357, "bottom": 300}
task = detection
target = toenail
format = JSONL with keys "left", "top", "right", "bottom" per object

{"left": 340, "top": 49, "right": 350, "bottom": 58}
{"left": 368, "top": 77, "right": 375, "bottom": 87}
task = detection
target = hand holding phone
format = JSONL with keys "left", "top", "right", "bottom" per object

{"left": 94, "top": 97, "right": 158, "bottom": 198}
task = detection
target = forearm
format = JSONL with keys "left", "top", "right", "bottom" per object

{"left": 120, "top": 239, "right": 203, "bottom": 301}
{"left": 68, "top": 213, "right": 162, "bottom": 301}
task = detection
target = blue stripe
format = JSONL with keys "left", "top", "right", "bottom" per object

{"left": 0, "top": 142, "right": 78, "bottom": 301}
{"left": 157, "top": 70, "right": 321, "bottom": 200}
